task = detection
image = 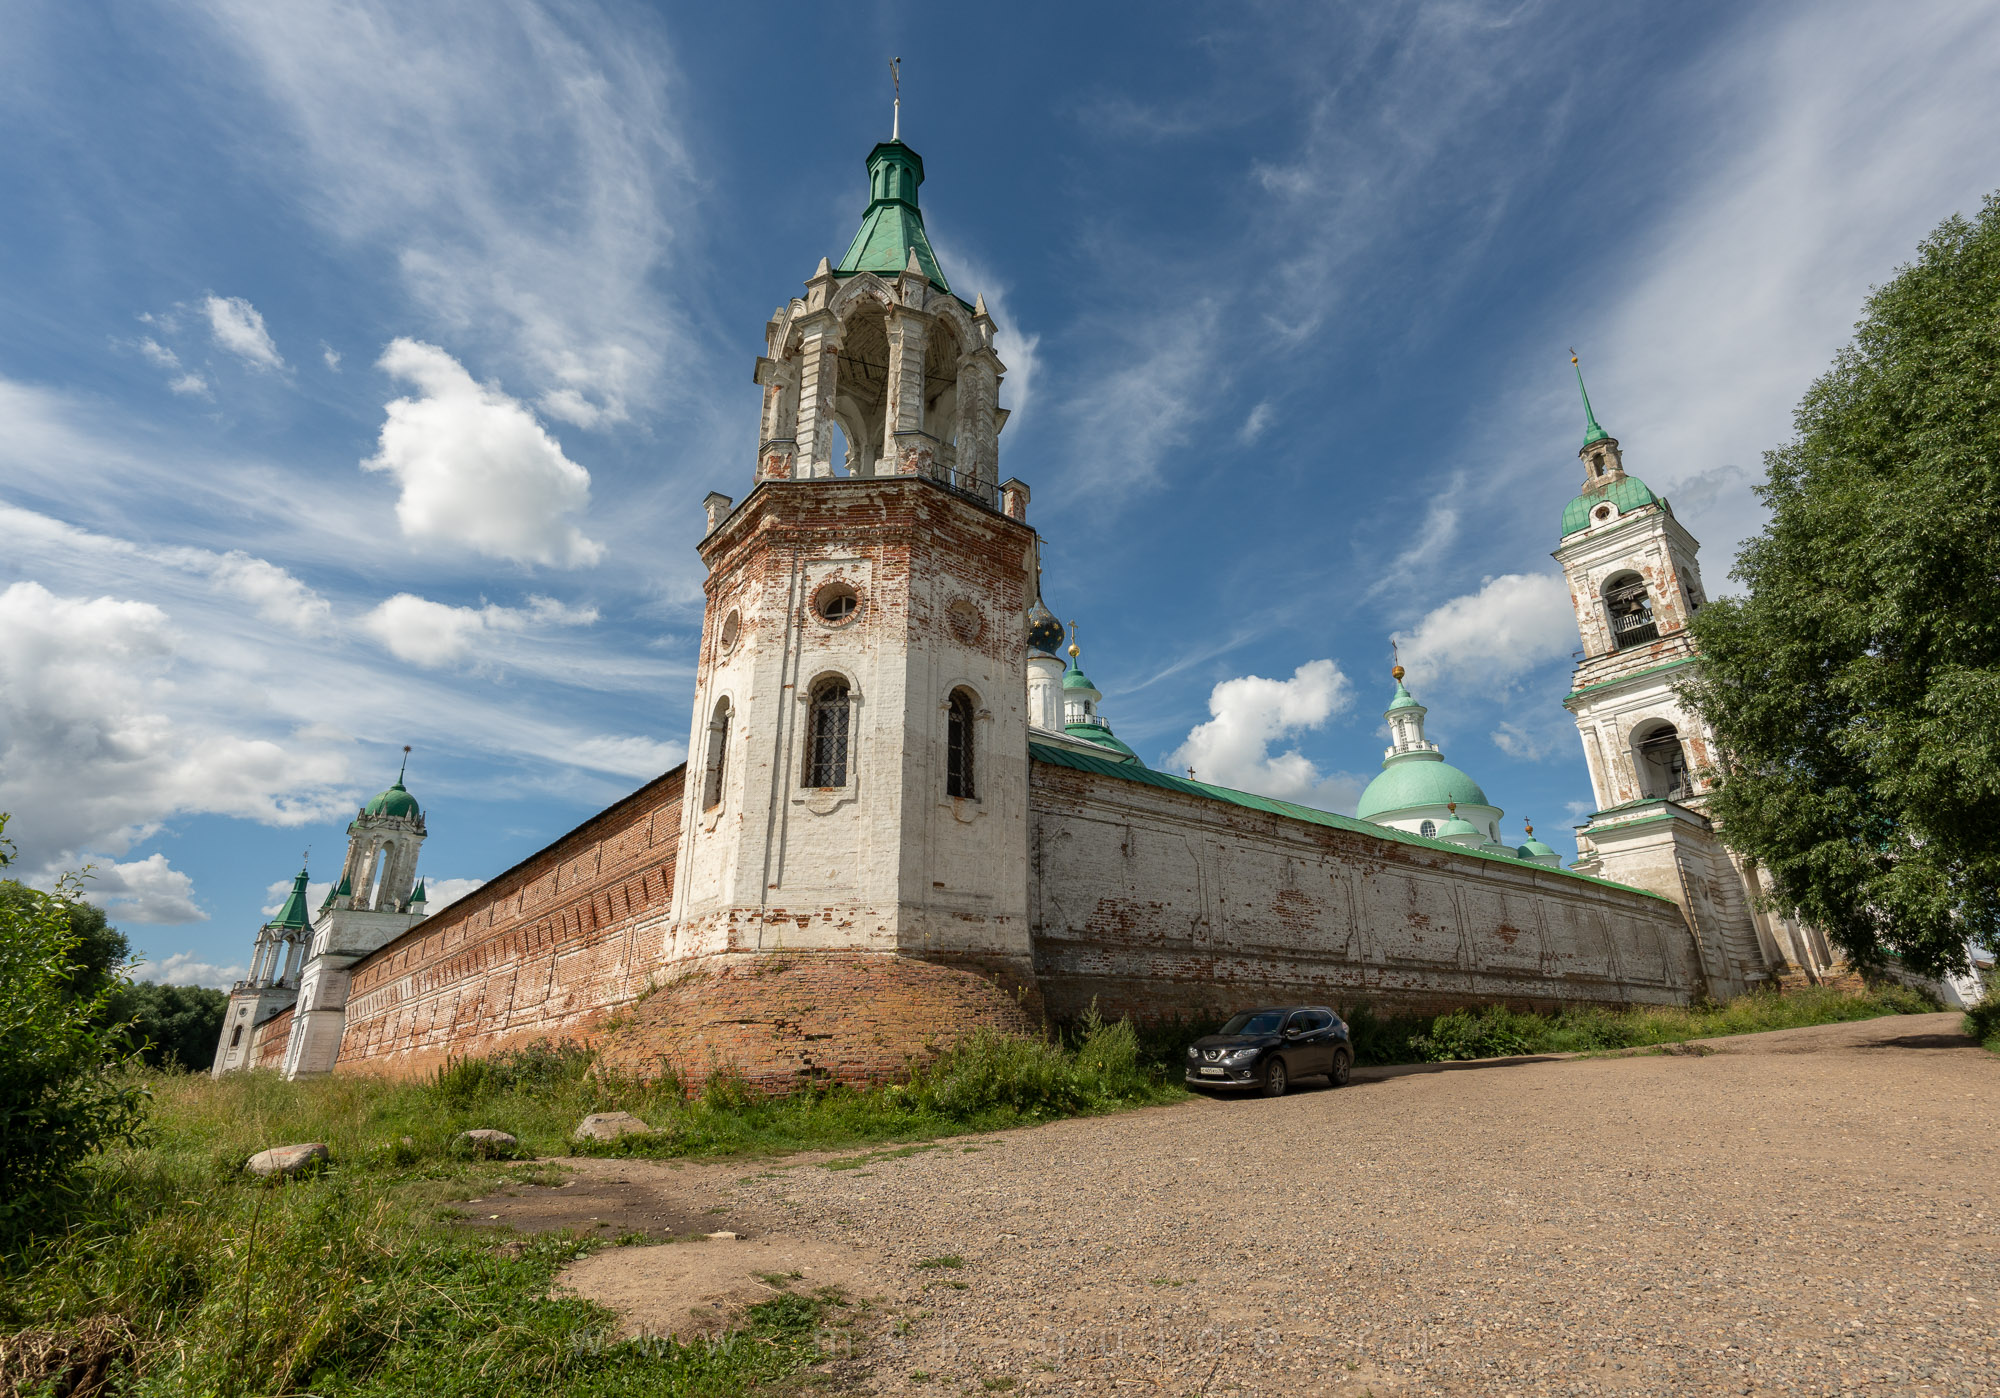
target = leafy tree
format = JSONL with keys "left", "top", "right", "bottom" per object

{"left": 0, "top": 879, "right": 130, "bottom": 1002}
{"left": 1683, "top": 193, "right": 2000, "bottom": 979}
{"left": 107, "top": 981, "right": 228, "bottom": 1072}
{"left": 0, "top": 815, "right": 150, "bottom": 1231}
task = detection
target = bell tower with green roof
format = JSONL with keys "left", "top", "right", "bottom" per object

{"left": 1551, "top": 359, "right": 1815, "bottom": 992}
{"left": 278, "top": 749, "right": 436, "bottom": 1077}
{"left": 665, "top": 107, "right": 1041, "bottom": 1012}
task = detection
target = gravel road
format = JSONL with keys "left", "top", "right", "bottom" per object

{"left": 557, "top": 1011, "right": 1999, "bottom": 1396}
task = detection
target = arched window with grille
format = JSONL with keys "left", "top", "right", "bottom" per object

{"left": 946, "top": 689, "right": 976, "bottom": 799}
{"left": 701, "top": 697, "right": 732, "bottom": 810}
{"left": 805, "top": 677, "right": 851, "bottom": 788}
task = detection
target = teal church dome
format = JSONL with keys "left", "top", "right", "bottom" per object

{"left": 1561, "top": 475, "right": 1659, "bottom": 537}
{"left": 1356, "top": 759, "right": 1492, "bottom": 821}
{"left": 364, "top": 781, "right": 420, "bottom": 819}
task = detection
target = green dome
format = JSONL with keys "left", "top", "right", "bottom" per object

{"left": 1561, "top": 475, "right": 1659, "bottom": 537}
{"left": 364, "top": 781, "right": 421, "bottom": 820}
{"left": 1356, "top": 756, "right": 1492, "bottom": 820}
{"left": 1067, "top": 722, "right": 1139, "bottom": 761}
{"left": 1516, "top": 837, "right": 1558, "bottom": 861}
{"left": 1062, "top": 665, "right": 1097, "bottom": 692}
{"left": 1438, "top": 814, "right": 1481, "bottom": 840}
{"left": 1386, "top": 678, "right": 1422, "bottom": 712}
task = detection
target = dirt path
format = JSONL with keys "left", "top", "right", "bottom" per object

{"left": 538, "top": 1011, "right": 1996, "bottom": 1396}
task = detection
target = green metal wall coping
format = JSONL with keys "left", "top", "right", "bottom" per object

{"left": 1564, "top": 656, "right": 1696, "bottom": 705}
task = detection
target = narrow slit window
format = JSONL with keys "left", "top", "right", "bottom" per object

{"left": 702, "top": 699, "right": 732, "bottom": 810}
{"left": 806, "top": 679, "right": 851, "bottom": 787}
{"left": 946, "top": 690, "right": 976, "bottom": 799}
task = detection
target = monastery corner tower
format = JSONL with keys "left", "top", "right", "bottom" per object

{"left": 664, "top": 129, "right": 1042, "bottom": 1010}
{"left": 1554, "top": 362, "right": 1835, "bottom": 991}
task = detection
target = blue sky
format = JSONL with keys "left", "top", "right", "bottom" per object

{"left": 4, "top": 2, "right": 1997, "bottom": 986}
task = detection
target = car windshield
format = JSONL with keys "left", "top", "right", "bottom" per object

{"left": 1220, "top": 1011, "right": 1287, "bottom": 1035}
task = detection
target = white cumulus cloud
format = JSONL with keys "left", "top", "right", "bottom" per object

{"left": 0, "top": 580, "right": 354, "bottom": 877}
{"left": 139, "top": 951, "right": 248, "bottom": 989}
{"left": 203, "top": 295, "right": 286, "bottom": 371}
{"left": 83, "top": 853, "right": 208, "bottom": 924}
{"left": 421, "top": 877, "right": 485, "bottom": 911}
{"left": 1393, "top": 573, "right": 1576, "bottom": 689}
{"left": 1166, "top": 659, "right": 1362, "bottom": 812}
{"left": 364, "top": 339, "right": 604, "bottom": 568}
{"left": 361, "top": 591, "right": 598, "bottom": 667}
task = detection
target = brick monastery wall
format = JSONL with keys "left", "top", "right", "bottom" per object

{"left": 594, "top": 951, "right": 1035, "bottom": 1091}
{"left": 1029, "top": 758, "right": 1707, "bottom": 1023}
{"left": 332, "top": 766, "right": 685, "bottom": 1078}
{"left": 252, "top": 1006, "right": 293, "bottom": 1070}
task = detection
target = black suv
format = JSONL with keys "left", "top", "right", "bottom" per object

{"left": 1185, "top": 1006, "right": 1352, "bottom": 1098}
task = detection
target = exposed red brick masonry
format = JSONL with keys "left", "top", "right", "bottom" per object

{"left": 335, "top": 767, "right": 685, "bottom": 1078}
{"left": 594, "top": 952, "right": 1035, "bottom": 1090}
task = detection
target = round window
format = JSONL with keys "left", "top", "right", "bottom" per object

{"left": 813, "top": 582, "right": 860, "bottom": 626}
{"left": 1593, "top": 504, "right": 1613, "bottom": 522}
{"left": 717, "top": 609, "right": 741, "bottom": 653}
{"left": 947, "top": 597, "right": 984, "bottom": 644}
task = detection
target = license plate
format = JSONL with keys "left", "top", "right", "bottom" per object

{"left": 1198, "top": 1066, "right": 1224, "bottom": 1076}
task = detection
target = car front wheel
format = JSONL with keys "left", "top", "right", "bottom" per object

{"left": 1328, "top": 1049, "right": 1352, "bottom": 1088}
{"left": 1261, "top": 1058, "right": 1288, "bottom": 1098}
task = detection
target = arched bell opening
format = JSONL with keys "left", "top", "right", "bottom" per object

{"left": 833, "top": 305, "right": 890, "bottom": 477}
{"left": 1602, "top": 571, "right": 1659, "bottom": 649}
{"left": 924, "top": 319, "right": 962, "bottom": 481}
{"left": 1633, "top": 721, "right": 1692, "bottom": 801}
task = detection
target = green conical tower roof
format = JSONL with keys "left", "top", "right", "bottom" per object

{"left": 1573, "top": 356, "right": 1611, "bottom": 448}
{"left": 411, "top": 878, "right": 427, "bottom": 904}
{"left": 270, "top": 867, "right": 313, "bottom": 929}
{"left": 835, "top": 141, "right": 950, "bottom": 291}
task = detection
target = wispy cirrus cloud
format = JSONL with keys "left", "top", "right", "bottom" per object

{"left": 191, "top": 0, "right": 703, "bottom": 430}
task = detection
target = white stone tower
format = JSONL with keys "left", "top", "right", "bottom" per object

{"left": 1553, "top": 361, "right": 1830, "bottom": 990}
{"left": 210, "top": 864, "right": 313, "bottom": 1075}
{"left": 664, "top": 130, "right": 1040, "bottom": 999}
{"left": 281, "top": 753, "right": 432, "bottom": 1076}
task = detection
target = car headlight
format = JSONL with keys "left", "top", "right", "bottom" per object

{"left": 1223, "top": 1047, "right": 1262, "bottom": 1064}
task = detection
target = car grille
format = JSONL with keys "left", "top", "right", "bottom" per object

{"left": 1200, "top": 1048, "right": 1224, "bottom": 1062}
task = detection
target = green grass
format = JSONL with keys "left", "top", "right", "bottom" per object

{"left": 1965, "top": 983, "right": 2000, "bottom": 1054}
{"left": 0, "top": 1154, "right": 850, "bottom": 1397}
{"left": 0, "top": 1014, "right": 1172, "bottom": 1395}
{"left": 1343, "top": 983, "right": 1938, "bottom": 1064}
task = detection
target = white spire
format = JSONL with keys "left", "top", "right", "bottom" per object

{"left": 890, "top": 56, "right": 901, "bottom": 140}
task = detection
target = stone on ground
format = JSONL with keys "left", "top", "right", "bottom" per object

{"left": 574, "top": 1111, "right": 654, "bottom": 1142}
{"left": 456, "top": 1129, "right": 518, "bottom": 1155}
{"left": 245, "top": 1142, "right": 329, "bottom": 1177}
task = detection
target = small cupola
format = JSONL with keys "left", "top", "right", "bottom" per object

{"left": 1572, "top": 352, "right": 1626, "bottom": 487}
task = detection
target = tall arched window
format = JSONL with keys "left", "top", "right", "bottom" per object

{"left": 702, "top": 698, "right": 732, "bottom": 810}
{"left": 806, "top": 678, "right": 851, "bottom": 788}
{"left": 367, "top": 841, "right": 393, "bottom": 910}
{"left": 1635, "top": 723, "right": 1691, "bottom": 800}
{"left": 946, "top": 689, "right": 976, "bottom": 799}
{"left": 1602, "top": 571, "right": 1659, "bottom": 649}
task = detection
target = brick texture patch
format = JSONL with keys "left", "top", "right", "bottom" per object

{"left": 332, "top": 767, "right": 686, "bottom": 1079}
{"left": 595, "top": 951, "right": 1036, "bottom": 1092}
